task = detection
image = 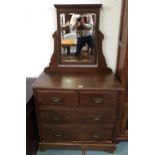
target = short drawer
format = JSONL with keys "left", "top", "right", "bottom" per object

{"left": 36, "top": 90, "right": 78, "bottom": 106}
{"left": 79, "top": 91, "right": 117, "bottom": 106}
{"left": 39, "top": 107, "right": 116, "bottom": 124}
{"left": 41, "top": 124, "right": 113, "bottom": 142}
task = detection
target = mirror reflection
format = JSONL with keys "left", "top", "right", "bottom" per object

{"left": 60, "top": 13, "right": 96, "bottom": 64}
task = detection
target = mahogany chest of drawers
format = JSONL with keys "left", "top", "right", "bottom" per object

{"left": 33, "top": 72, "right": 124, "bottom": 152}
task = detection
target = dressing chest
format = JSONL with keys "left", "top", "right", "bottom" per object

{"left": 32, "top": 4, "right": 124, "bottom": 153}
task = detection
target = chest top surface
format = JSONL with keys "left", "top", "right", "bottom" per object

{"left": 32, "top": 72, "right": 123, "bottom": 91}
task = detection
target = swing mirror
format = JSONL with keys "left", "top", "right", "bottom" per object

{"left": 55, "top": 5, "right": 101, "bottom": 65}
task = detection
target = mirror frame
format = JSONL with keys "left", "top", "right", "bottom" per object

{"left": 55, "top": 4, "right": 101, "bottom": 65}
{"left": 44, "top": 4, "right": 112, "bottom": 73}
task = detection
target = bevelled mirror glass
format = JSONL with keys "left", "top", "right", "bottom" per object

{"left": 60, "top": 13, "right": 96, "bottom": 64}
{"left": 56, "top": 5, "right": 100, "bottom": 65}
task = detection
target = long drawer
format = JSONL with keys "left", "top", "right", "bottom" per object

{"left": 41, "top": 124, "right": 114, "bottom": 142}
{"left": 39, "top": 107, "right": 116, "bottom": 124}
{"left": 79, "top": 91, "right": 117, "bottom": 106}
{"left": 36, "top": 90, "right": 78, "bottom": 106}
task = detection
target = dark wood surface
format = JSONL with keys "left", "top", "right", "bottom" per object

{"left": 33, "top": 72, "right": 124, "bottom": 153}
{"left": 41, "top": 124, "right": 114, "bottom": 142}
{"left": 54, "top": 4, "right": 102, "bottom": 9}
{"left": 79, "top": 91, "right": 117, "bottom": 106}
{"left": 38, "top": 142, "right": 115, "bottom": 153}
{"left": 116, "top": 0, "right": 128, "bottom": 141}
{"left": 26, "top": 78, "right": 38, "bottom": 155}
{"left": 33, "top": 72, "right": 123, "bottom": 91}
{"left": 39, "top": 107, "right": 116, "bottom": 124}
{"left": 36, "top": 90, "right": 78, "bottom": 106}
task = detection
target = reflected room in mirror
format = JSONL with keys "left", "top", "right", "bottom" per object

{"left": 60, "top": 13, "right": 97, "bottom": 64}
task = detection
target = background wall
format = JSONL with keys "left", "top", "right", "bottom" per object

{"left": 25, "top": 0, "right": 122, "bottom": 77}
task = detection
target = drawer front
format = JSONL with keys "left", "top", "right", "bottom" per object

{"left": 79, "top": 91, "right": 117, "bottom": 106}
{"left": 39, "top": 108, "right": 116, "bottom": 124}
{"left": 41, "top": 124, "right": 113, "bottom": 141}
{"left": 36, "top": 90, "right": 78, "bottom": 106}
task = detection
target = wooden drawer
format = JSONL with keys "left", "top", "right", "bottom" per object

{"left": 41, "top": 124, "right": 113, "bottom": 142}
{"left": 36, "top": 90, "right": 78, "bottom": 106}
{"left": 39, "top": 107, "right": 116, "bottom": 124}
{"left": 79, "top": 91, "right": 117, "bottom": 106}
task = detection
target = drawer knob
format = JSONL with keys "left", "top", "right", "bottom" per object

{"left": 93, "top": 97, "right": 103, "bottom": 104}
{"left": 50, "top": 97, "right": 61, "bottom": 104}
{"left": 52, "top": 116, "right": 61, "bottom": 121}
{"left": 92, "top": 133, "right": 100, "bottom": 138}
{"left": 93, "top": 116, "right": 102, "bottom": 121}
{"left": 55, "top": 133, "right": 62, "bottom": 137}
